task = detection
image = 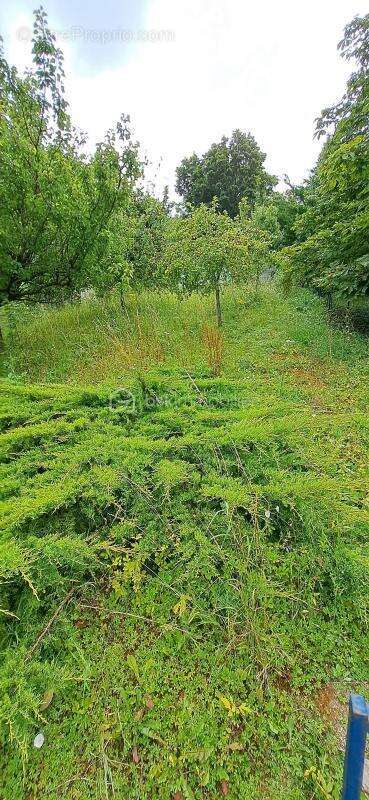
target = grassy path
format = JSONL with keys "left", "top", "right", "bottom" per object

{"left": 1, "top": 286, "right": 369, "bottom": 799}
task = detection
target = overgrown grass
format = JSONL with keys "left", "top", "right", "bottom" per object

{"left": 3, "top": 285, "right": 368, "bottom": 385}
{"left": 2, "top": 290, "right": 213, "bottom": 384}
{"left": 1, "top": 286, "right": 369, "bottom": 799}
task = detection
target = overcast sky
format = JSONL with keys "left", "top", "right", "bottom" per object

{"left": 1, "top": 0, "right": 367, "bottom": 197}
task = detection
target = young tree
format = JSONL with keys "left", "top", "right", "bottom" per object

{"left": 176, "top": 130, "right": 277, "bottom": 218}
{"left": 0, "top": 8, "right": 140, "bottom": 307}
{"left": 163, "top": 202, "right": 251, "bottom": 326}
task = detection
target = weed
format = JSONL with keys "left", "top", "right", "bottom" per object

{"left": 202, "top": 324, "right": 223, "bottom": 376}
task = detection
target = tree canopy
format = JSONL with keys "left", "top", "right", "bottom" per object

{"left": 163, "top": 201, "right": 251, "bottom": 325}
{"left": 2, "top": 7, "right": 368, "bottom": 316}
{"left": 175, "top": 130, "right": 277, "bottom": 218}
{"left": 0, "top": 8, "right": 141, "bottom": 305}
{"left": 281, "top": 14, "right": 369, "bottom": 300}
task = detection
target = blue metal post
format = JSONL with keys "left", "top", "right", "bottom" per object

{"left": 342, "top": 693, "right": 369, "bottom": 800}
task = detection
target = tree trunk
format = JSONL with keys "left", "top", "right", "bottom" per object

{"left": 215, "top": 283, "right": 222, "bottom": 327}
{"left": 119, "top": 284, "right": 126, "bottom": 313}
{"left": 119, "top": 283, "right": 132, "bottom": 323}
{"left": 326, "top": 292, "right": 333, "bottom": 311}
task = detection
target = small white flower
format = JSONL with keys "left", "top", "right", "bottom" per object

{"left": 33, "top": 732, "right": 44, "bottom": 749}
{"left": 265, "top": 509, "right": 271, "bottom": 519}
{"left": 276, "top": 505, "right": 280, "bottom": 513}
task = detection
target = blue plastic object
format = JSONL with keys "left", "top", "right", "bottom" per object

{"left": 342, "top": 693, "right": 369, "bottom": 800}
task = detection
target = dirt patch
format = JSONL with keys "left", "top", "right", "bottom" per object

{"left": 315, "top": 684, "right": 347, "bottom": 751}
{"left": 289, "top": 367, "right": 327, "bottom": 389}
{"left": 271, "top": 352, "right": 331, "bottom": 389}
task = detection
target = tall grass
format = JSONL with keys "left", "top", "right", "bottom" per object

{"left": 3, "top": 290, "right": 212, "bottom": 384}
{"left": 3, "top": 285, "right": 369, "bottom": 386}
{"left": 202, "top": 323, "right": 223, "bottom": 376}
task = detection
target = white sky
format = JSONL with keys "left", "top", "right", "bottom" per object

{"left": 3, "top": 0, "right": 368, "bottom": 197}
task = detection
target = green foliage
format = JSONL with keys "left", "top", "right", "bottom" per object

{"left": 316, "top": 13, "right": 369, "bottom": 141}
{"left": 251, "top": 202, "right": 282, "bottom": 249}
{"left": 0, "top": 8, "right": 141, "bottom": 306}
{"left": 238, "top": 199, "right": 277, "bottom": 286}
{"left": 163, "top": 202, "right": 252, "bottom": 325}
{"left": 89, "top": 191, "right": 169, "bottom": 301}
{"left": 252, "top": 190, "right": 303, "bottom": 249}
{"left": 1, "top": 286, "right": 369, "bottom": 798}
{"left": 2, "top": 10, "right": 369, "bottom": 794}
{"left": 282, "top": 14, "right": 369, "bottom": 299}
{"left": 176, "top": 129, "right": 277, "bottom": 218}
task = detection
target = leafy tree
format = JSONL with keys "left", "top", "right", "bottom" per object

{"left": 237, "top": 199, "right": 276, "bottom": 290}
{"left": 282, "top": 14, "right": 369, "bottom": 300}
{"left": 91, "top": 192, "right": 168, "bottom": 307}
{"left": 161, "top": 185, "right": 174, "bottom": 215}
{"left": 316, "top": 14, "right": 369, "bottom": 142}
{"left": 251, "top": 203, "right": 282, "bottom": 250}
{"left": 263, "top": 188, "right": 304, "bottom": 248}
{"left": 0, "top": 8, "right": 140, "bottom": 307}
{"left": 163, "top": 202, "right": 251, "bottom": 326}
{"left": 176, "top": 130, "right": 277, "bottom": 218}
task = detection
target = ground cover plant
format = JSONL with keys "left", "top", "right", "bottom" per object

{"left": 1, "top": 285, "right": 369, "bottom": 799}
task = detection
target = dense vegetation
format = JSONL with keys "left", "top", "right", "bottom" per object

{"left": 1, "top": 287, "right": 369, "bottom": 800}
{"left": 175, "top": 130, "right": 277, "bottom": 217}
{"left": 1, "top": 10, "right": 368, "bottom": 315}
{"left": 281, "top": 14, "right": 369, "bottom": 302}
{"left": 1, "top": 7, "right": 369, "bottom": 800}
